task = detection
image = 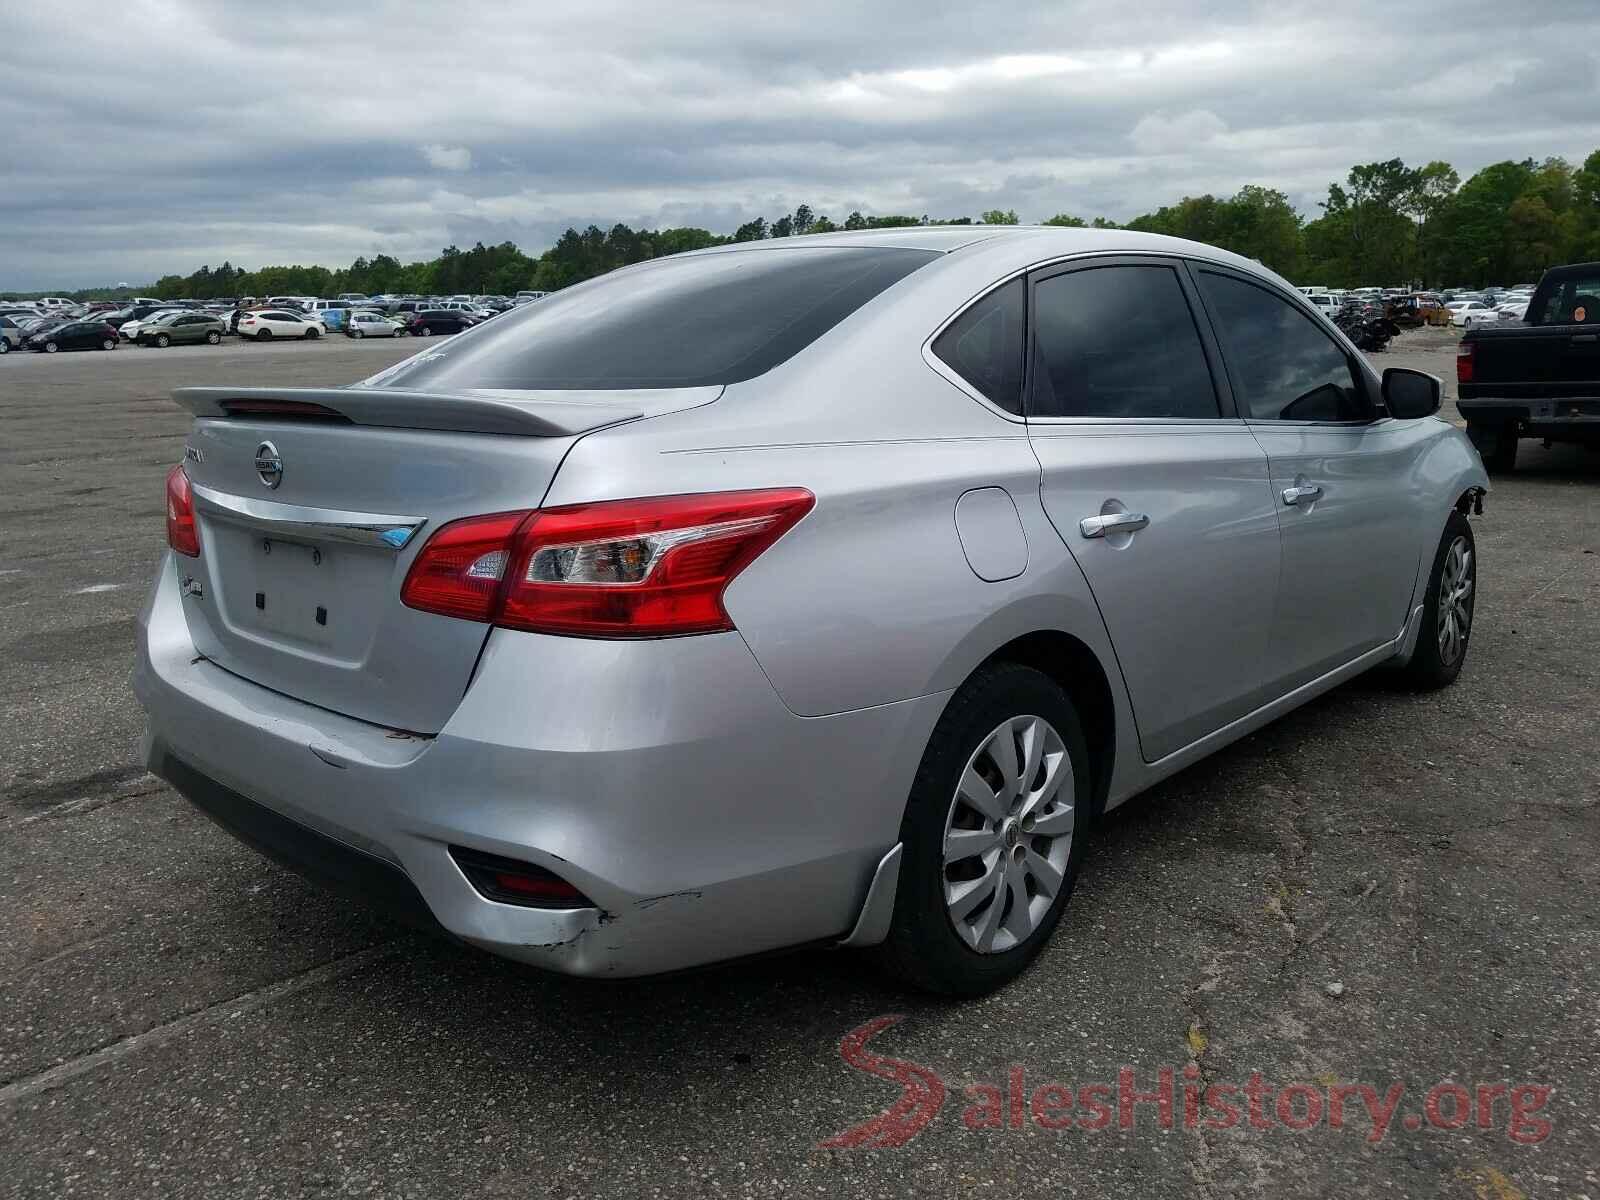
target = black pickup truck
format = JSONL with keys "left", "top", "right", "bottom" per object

{"left": 1457, "top": 261, "right": 1600, "bottom": 471}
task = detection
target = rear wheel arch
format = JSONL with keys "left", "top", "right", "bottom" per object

{"left": 977, "top": 629, "right": 1116, "bottom": 821}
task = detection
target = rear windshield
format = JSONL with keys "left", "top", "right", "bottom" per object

{"left": 376, "top": 246, "right": 938, "bottom": 391}
{"left": 1531, "top": 272, "right": 1600, "bottom": 325}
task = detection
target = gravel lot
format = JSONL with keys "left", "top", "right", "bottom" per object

{"left": 2, "top": 328, "right": 1597, "bottom": 1199}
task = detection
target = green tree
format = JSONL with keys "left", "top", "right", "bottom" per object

{"left": 979, "top": 209, "right": 1019, "bottom": 225}
{"left": 1041, "top": 213, "right": 1086, "bottom": 227}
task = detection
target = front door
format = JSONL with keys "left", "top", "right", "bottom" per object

{"left": 1191, "top": 267, "right": 1424, "bottom": 692}
{"left": 1026, "top": 258, "right": 1282, "bottom": 763}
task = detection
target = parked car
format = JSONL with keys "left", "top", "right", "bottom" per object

{"left": 1458, "top": 260, "right": 1600, "bottom": 471}
{"left": 0, "top": 315, "right": 24, "bottom": 354}
{"left": 345, "top": 310, "right": 407, "bottom": 338}
{"left": 28, "top": 320, "right": 119, "bottom": 352}
{"left": 137, "top": 311, "right": 225, "bottom": 348}
{"left": 514, "top": 290, "right": 548, "bottom": 304}
{"left": 307, "top": 300, "right": 352, "bottom": 331}
{"left": 136, "top": 228, "right": 1487, "bottom": 995}
{"left": 120, "top": 308, "right": 186, "bottom": 341}
{"left": 1447, "top": 300, "right": 1501, "bottom": 329}
{"left": 404, "top": 309, "right": 479, "bottom": 336}
{"left": 238, "top": 310, "right": 322, "bottom": 341}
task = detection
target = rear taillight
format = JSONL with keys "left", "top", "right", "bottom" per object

{"left": 399, "top": 510, "right": 531, "bottom": 622}
{"left": 165, "top": 465, "right": 200, "bottom": 556}
{"left": 401, "top": 489, "right": 814, "bottom": 638}
{"left": 1456, "top": 340, "right": 1475, "bottom": 384}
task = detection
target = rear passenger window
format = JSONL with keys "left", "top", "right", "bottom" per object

{"left": 1196, "top": 272, "right": 1368, "bottom": 422}
{"left": 1029, "top": 265, "right": 1218, "bottom": 419}
{"left": 932, "top": 278, "right": 1026, "bottom": 414}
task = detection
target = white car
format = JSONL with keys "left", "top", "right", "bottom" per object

{"left": 237, "top": 309, "right": 322, "bottom": 341}
{"left": 344, "top": 310, "right": 406, "bottom": 338}
{"left": 1447, "top": 301, "right": 1501, "bottom": 329}
{"left": 119, "top": 309, "right": 186, "bottom": 341}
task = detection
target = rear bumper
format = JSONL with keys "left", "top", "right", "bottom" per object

{"left": 1457, "top": 398, "right": 1600, "bottom": 442}
{"left": 134, "top": 553, "right": 945, "bottom": 977}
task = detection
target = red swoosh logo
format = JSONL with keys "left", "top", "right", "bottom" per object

{"left": 819, "top": 1015, "right": 946, "bottom": 1149}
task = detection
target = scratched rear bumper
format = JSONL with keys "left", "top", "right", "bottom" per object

{"left": 134, "top": 552, "right": 943, "bottom": 977}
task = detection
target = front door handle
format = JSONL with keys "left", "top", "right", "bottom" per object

{"left": 1281, "top": 484, "right": 1323, "bottom": 506}
{"left": 1079, "top": 512, "right": 1150, "bottom": 539}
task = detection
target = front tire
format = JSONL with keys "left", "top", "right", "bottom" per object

{"left": 1398, "top": 510, "right": 1476, "bottom": 691}
{"left": 155, "top": 334, "right": 170, "bottom": 348}
{"left": 304, "top": 327, "right": 319, "bottom": 340}
{"left": 878, "top": 663, "right": 1091, "bottom": 996}
{"left": 1467, "top": 421, "right": 1518, "bottom": 474}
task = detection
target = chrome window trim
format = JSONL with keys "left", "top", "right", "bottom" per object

{"left": 191, "top": 483, "right": 427, "bottom": 552}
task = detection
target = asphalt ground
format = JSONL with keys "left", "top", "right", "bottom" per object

{"left": 2, "top": 327, "right": 1597, "bottom": 1198}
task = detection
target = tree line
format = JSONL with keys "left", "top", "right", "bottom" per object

{"left": 16, "top": 150, "right": 1600, "bottom": 302}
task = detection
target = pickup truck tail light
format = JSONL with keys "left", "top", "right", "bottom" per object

{"left": 1456, "top": 340, "right": 1474, "bottom": 384}
{"left": 401, "top": 489, "right": 815, "bottom": 637}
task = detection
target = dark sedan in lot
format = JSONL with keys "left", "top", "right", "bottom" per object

{"left": 28, "top": 320, "right": 120, "bottom": 353}
{"left": 405, "top": 309, "right": 481, "bottom": 336}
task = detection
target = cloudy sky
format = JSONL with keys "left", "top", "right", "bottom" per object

{"left": 3, "top": 0, "right": 1598, "bottom": 289}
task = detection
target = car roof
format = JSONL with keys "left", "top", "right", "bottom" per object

{"left": 680, "top": 225, "right": 1287, "bottom": 286}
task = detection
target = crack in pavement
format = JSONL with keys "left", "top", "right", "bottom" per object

{"left": 0, "top": 944, "right": 398, "bottom": 1106}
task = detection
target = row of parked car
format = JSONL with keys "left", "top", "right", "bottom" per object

{"left": 1299, "top": 284, "right": 1537, "bottom": 329}
{"left": 0, "top": 291, "right": 542, "bottom": 355}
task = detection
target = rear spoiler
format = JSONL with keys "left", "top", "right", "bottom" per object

{"left": 172, "top": 386, "right": 647, "bottom": 438}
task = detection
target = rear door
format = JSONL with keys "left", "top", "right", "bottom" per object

{"left": 1191, "top": 266, "right": 1423, "bottom": 691}
{"left": 1024, "top": 257, "right": 1282, "bottom": 763}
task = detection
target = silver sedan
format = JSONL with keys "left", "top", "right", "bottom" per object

{"left": 134, "top": 227, "right": 1487, "bottom": 994}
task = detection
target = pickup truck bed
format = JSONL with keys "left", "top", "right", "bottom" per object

{"left": 1457, "top": 262, "right": 1600, "bottom": 471}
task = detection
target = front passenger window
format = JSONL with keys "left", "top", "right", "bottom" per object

{"left": 1196, "top": 272, "right": 1368, "bottom": 422}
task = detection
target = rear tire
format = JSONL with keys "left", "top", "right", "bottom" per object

{"left": 1398, "top": 510, "right": 1476, "bottom": 691}
{"left": 1467, "top": 421, "right": 1517, "bottom": 474}
{"left": 257, "top": 329, "right": 272, "bottom": 341}
{"left": 44, "top": 341, "right": 58, "bottom": 353}
{"left": 877, "top": 663, "right": 1091, "bottom": 996}
{"left": 352, "top": 328, "right": 364, "bottom": 339}
{"left": 417, "top": 325, "right": 431, "bottom": 337}
{"left": 206, "top": 331, "right": 220, "bottom": 345}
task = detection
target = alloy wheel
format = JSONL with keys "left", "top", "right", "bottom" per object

{"left": 942, "top": 715, "right": 1074, "bottom": 953}
{"left": 1437, "top": 535, "right": 1474, "bottom": 665}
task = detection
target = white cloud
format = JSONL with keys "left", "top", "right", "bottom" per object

{"left": 1129, "top": 109, "right": 1228, "bottom": 156}
{"left": 421, "top": 144, "right": 473, "bottom": 171}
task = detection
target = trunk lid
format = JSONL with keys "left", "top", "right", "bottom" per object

{"left": 172, "top": 385, "right": 717, "bottom": 733}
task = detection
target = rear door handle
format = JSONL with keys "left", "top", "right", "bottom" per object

{"left": 1281, "top": 485, "right": 1323, "bottom": 506}
{"left": 1079, "top": 512, "right": 1150, "bottom": 538}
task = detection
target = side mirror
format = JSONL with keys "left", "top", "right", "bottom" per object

{"left": 1382, "top": 367, "right": 1442, "bottom": 419}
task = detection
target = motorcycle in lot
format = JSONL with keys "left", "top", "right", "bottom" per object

{"left": 1334, "top": 302, "right": 1400, "bottom": 352}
